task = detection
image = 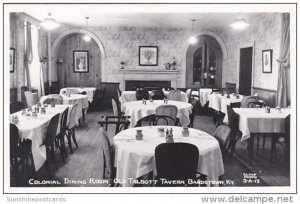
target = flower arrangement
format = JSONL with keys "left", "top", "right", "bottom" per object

{"left": 120, "top": 61, "right": 127, "bottom": 69}
{"left": 143, "top": 49, "right": 154, "bottom": 63}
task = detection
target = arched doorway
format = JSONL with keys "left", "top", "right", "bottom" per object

{"left": 186, "top": 34, "right": 224, "bottom": 88}
{"left": 51, "top": 28, "right": 106, "bottom": 88}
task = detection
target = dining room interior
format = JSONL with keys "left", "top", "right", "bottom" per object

{"left": 5, "top": 3, "right": 296, "bottom": 192}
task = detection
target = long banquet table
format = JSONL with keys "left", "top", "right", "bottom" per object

{"left": 123, "top": 100, "right": 192, "bottom": 128}
{"left": 114, "top": 126, "right": 224, "bottom": 187}
{"left": 10, "top": 104, "right": 72, "bottom": 171}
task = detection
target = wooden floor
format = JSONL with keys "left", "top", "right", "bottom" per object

{"left": 13, "top": 108, "right": 289, "bottom": 187}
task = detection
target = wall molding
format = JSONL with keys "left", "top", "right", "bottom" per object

{"left": 252, "top": 86, "right": 277, "bottom": 93}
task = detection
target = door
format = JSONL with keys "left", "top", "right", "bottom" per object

{"left": 239, "top": 47, "right": 253, "bottom": 96}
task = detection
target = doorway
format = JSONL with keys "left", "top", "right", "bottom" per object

{"left": 186, "top": 35, "right": 223, "bottom": 88}
{"left": 239, "top": 47, "right": 253, "bottom": 96}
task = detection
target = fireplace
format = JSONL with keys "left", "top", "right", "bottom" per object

{"left": 125, "top": 80, "right": 171, "bottom": 91}
{"left": 117, "top": 69, "right": 179, "bottom": 91}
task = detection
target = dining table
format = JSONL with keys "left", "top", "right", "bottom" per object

{"left": 233, "top": 107, "right": 290, "bottom": 165}
{"left": 209, "top": 93, "right": 244, "bottom": 123}
{"left": 192, "top": 88, "right": 212, "bottom": 106}
{"left": 40, "top": 94, "right": 89, "bottom": 122}
{"left": 60, "top": 87, "right": 96, "bottom": 103}
{"left": 10, "top": 104, "right": 72, "bottom": 171}
{"left": 119, "top": 90, "right": 189, "bottom": 106}
{"left": 122, "top": 100, "right": 192, "bottom": 128}
{"left": 113, "top": 126, "right": 224, "bottom": 187}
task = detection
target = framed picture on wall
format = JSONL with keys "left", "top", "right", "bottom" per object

{"left": 73, "top": 50, "right": 89, "bottom": 73}
{"left": 139, "top": 46, "right": 158, "bottom": 66}
{"left": 262, "top": 49, "right": 272, "bottom": 73}
{"left": 10, "top": 48, "right": 15, "bottom": 73}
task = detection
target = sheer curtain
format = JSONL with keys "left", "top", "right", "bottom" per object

{"left": 276, "top": 13, "right": 290, "bottom": 108}
{"left": 25, "top": 23, "right": 43, "bottom": 98}
{"left": 24, "top": 22, "right": 32, "bottom": 91}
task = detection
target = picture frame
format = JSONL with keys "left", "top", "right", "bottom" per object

{"left": 73, "top": 50, "right": 89, "bottom": 73}
{"left": 10, "top": 48, "right": 15, "bottom": 73}
{"left": 262, "top": 49, "right": 272, "bottom": 73}
{"left": 139, "top": 46, "right": 158, "bottom": 66}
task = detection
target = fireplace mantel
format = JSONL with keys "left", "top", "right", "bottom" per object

{"left": 117, "top": 69, "right": 179, "bottom": 91}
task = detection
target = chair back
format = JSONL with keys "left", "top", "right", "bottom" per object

{"left": 150, "top": 90, "right": 166, "bottom": 100}
{"left": 211, "top": 88, "right": 224, "bottom": 94}
{"left": 154, "top": 105, "right": 178, "bottom": 125}
{"left": 285, "top": 114, "right": 290, "bottom": 135}
{"left": 99, "top": 127, "right": 112, "bottom": 178}
{"left": 43, "top": 98, "right": 63, "bottom": 105}
{"left": 155, "top": 143, "right": 199, "bottom": 185}
{"left": 24, "top": 91, "right": 37, "bottom": 106}
{"left": 10, "top": 101, "right": 25, "bottom": 114}
{"left": 45, "top": 114, "right": 60, "bottom": 146}
{"left": 226, "top": 105, "right": 239, "bottom": 132}
{"left": 214, "top": 125, "right": 232, "bottom": 155}
{"left": 112, "top": 98, "right": 122, "bottom": 116}
{"left": 10, "top": 124, "right": 20, "bottom": 159}
{"left": 67, "top": 89, "right": 80, "bottom": 94}
{"left": 167, "top": 90, "right": 182, "bottom": 101}
{"left": 68, "top": 103, "right": 79, "bottom": 129}
{"left": 225, "top": 83, "right": 236, "bottom": 93}
{"left": 136, "top": 89, "right": 150, "bottom": 100}
{"left": 240, "top": 96, "right": 258, "bottom": 108}
{"left": 60, "top": 107, "right": 69, "bottom": 132}
{"left": 247, "top": 101, "right": 265, "bottom": 108}
{"left": 185, "top": 89, "right": 192, "bottom": 102}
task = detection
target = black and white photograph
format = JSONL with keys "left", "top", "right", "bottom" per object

{"left": 2, "top": 2, "right": 297, "bottom": 200}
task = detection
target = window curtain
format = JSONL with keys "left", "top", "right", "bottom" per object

{"left": 38, "top": 29, "right": 45, "bottom": 97}
{"left": 276, "top": 13, "right": 290, "bottom": 108}
{"left": 25, "top": 22, "right": 33, "bottom": 91}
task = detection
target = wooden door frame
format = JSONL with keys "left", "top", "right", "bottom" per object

{"left": 236, "top": 41, "right": 256, "bottom": 95}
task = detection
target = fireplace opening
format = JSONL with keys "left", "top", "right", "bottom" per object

{"left": 125, "top": 81, "right": 171, "bottom": 91}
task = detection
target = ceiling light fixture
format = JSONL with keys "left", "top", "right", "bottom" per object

{"left": 83, "top": 17, "right": 91, "bottom": 42}
{"left": 188, "top": 19, "right": 197, "bottom": 44}
{"left": 40, "top": 12, "right": 60, "bottom": 30}
{"left": 230, "top": 17, "right": 250, "bottom": 30}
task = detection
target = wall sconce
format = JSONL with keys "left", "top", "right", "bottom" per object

{"left": 56, "top": 58, "right": 64, "bottom": 64}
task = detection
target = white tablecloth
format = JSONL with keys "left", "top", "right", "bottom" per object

{"left": 61, "top": 94, "right": 89, "bottom": 122}
{"left": 60, "top": 87, "right": 96, "bottom": 103}
{"left": 192, "top": 88, "right": 212, "bottom": 106}
{"left": 119, "top": 91, "right": 188, "bottom": 105}
{"left": 114, "top": 126, "right": 224, "bottom": 187}
{"left": 11, "top": 105, "right": 72, "bottom": 171}
{"left": 233, "top": 108, "right": 290, "bottom": 141}
{"left": 209, "top": 93, "right": 244, "bottom": 123}
{"left": 123, "top": 100, "right": 192, "bottom": 128}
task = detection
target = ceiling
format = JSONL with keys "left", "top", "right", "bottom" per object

{"left": 8, "top": 4, "right": 281, "bottom": 29}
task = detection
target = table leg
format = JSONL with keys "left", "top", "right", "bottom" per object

{"left": 82, "top": 108, "right": 85, "bottom": 121}
{"left": 247, "top": 135, "right": 254, "bottom": 165}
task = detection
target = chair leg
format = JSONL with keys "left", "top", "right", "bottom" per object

{"left": 50, "top": 145, "right": 57, "bottom": 168}
{"left": 58, "top": 136, "right": 66, "bottom": 164}
{"left": 61, "top": 132, "right": 68, "bottom": 157}
{"left": 67, "top": 130, "right": 74, "bottom": 154}
{"left": 71, "top": 128, "right": 78, "bottom": 148}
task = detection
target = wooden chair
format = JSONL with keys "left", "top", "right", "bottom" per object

{"left": 150, "top": 90, "right": 166, "bottom": 100}
{"left": 214, "top": 125, "right": 232, "bottom": 156}
{"left": 66, "top": 104, "right": 79, "bottom": 153}
{"left": 240, "top": 96, "right": 259, "bottom": 108}
{"left": 167, "top": 90, "right": 182, "bottom": 101}
{"left": 43, "top": 114, "right": 61, "bottom": 169}
{"left": 149, "top": 105, "right": 178, "bottom": 126}
{"left": 99, "top": 115, "right": 130, "bottom": 135}
{"left": 226, "top": 105, "right": 242, "bottom": 155}
{"left": 10, "top": 124, "right": 34, "bottom": 186}
{"left": 136, "top": 89, "right": 150, "bottom": 100}
{"left": 24, "top": 91, "right": 38, "bottom": 107}
{"left": 155, "top": 143, "right": 199, "bottom": 186}
{"left": 58, "top": 108, "right": 69, "bottom": 159}
{"left": 10, "top": 101, "right": 25, "bottom": 114}
{"left": 43, "top": 98, "right": 63, "bottom": 105}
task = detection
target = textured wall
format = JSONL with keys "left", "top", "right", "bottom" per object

{"left": 220, "top": 13, "right": 282, "bottom": 91}
{"left": 50, "top": 13, "right": 283, "bottom": 91}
